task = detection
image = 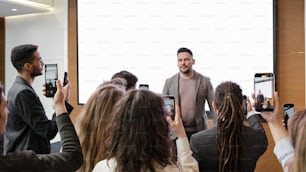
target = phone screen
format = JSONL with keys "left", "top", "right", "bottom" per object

{"left": 45, "top": 64, "right": 58, "bottom": 97}
{"left": 283, "top": 104, "right": 294, "bottom": 130}
{"left": 254, "top": 73, "right": 275, "bottom": 112}
{"left": 163, "top": 95, "right": 175, "bottom": 120}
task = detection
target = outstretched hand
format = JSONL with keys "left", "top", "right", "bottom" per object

{"left": 260, "top": 92, "right": 280, "bottom": 123}
{"left": 53, "top": 80, "right": 67, "bottom": 115}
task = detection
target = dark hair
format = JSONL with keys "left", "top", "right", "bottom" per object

{"left": 76, "top": 84, "right": 125, "bottom": 172}
{"left": 103, "top": 89, "right": 175, "bottom": 172}
{"left": 11, "top": 44, "right": 38, "bottom": 72}
{"left": 177, "top": 47, "right": 193, "bottom": 56}
{"left": 111, "top": 70, "right": 138, "bottom": 90}
{"left": 214, "top": 81, "right": 245, "bottom": 172}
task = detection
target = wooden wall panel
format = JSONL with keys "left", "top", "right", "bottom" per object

{"left": 68, "top": 0, "right": 82, "bottom": 122}
{"left": 277, "top": 0, "right": 305, "bottom": 111}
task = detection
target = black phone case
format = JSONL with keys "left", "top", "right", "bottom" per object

{"left": 283, "top": 104, "right": 294, "bottom": 130}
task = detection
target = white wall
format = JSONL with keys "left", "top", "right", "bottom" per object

{"left": 5, "top": 0, "right": 68, "bottom": 142}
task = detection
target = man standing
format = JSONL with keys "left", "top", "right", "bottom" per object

{"left": 163, "top": 47, "right": 215, "bottom": 140}
{"left": 4, "top": 44, "right": 73, "bottom": 154}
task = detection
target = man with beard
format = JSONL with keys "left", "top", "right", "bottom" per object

{"left": 4, "top": 44, "right": 73, "bottom": 154}
{"left": 163, "top": 47, "right": 215, "bottom": 140}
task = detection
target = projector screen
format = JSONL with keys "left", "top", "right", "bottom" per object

{"left": 77, "top": 0, "right": 275, "bottom": 104}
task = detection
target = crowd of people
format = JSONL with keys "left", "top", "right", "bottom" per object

{"left": 0, "top": 44, "right": 305, "bottom": 172}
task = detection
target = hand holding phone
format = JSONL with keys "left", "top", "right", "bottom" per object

{"left": 63, "top": 72, "right": 68, "bottom": 86}
{"left": 283, "top": 103, "right": 294, "bottom": 130}
{"left": 254, "top": 73, "right": 275, "bottom": 112}
{"left": 45, "top": 64, "right": 58, "bottom": 97}
{"left": 163, "top": 95, "right": 175, "bottom": 120}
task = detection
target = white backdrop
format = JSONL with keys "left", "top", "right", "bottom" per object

{"left": 77, "top": 0, "right": 274, "bottom": 104}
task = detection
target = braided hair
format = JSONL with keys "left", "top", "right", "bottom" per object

{"left": 214, "top": 81, "right": 245, "bottom": 172}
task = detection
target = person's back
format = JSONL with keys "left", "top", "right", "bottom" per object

{"left": 75, "top": 83, "right": 126, "bottom": 172}
{"left": 190, "top": 81, "right": 267, "bottom": 172}
{"left": 191, "top": 123, "right": 267, "bottom": 171}
{"left": 93, "top": 89, "right": 199, "bottom": 172}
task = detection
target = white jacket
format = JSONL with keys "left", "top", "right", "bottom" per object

{"left": 92, "top": 137, "right": 199, "bottom": 172}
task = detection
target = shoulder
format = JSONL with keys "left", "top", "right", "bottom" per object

{"left": 166, "top": 73, "right": 179, "bottom": 81}
{"left": 93, "top": 159, "right": 116, "bottom": 172}
{"left": 194, "top": 71, "right": 211, "bottom": 81}
{"left": 243, "top": 126, "right": 267, "bottom": 143}
{"left": 190, "top": 127, "right": 217, "bottom": 143}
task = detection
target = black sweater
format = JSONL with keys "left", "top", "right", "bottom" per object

{"left": 0, "top": 113, "right": 83, "bottom": 172}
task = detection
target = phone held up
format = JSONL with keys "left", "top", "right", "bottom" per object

{"left": 254, "top": 73, "right": 275, "bottom": 112}
{"left": 45, "top": 64, "right": 58, "bottom": 97}
{"left": 63, "top": 72, "right": 68, "bottom": 86}
{"left": 163, "top": 95, "right": 175, "bottom": 120}
{"left": 283, "top": 103, "right": 294, "bottom": 130}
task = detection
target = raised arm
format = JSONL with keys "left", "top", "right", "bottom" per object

{"left": 260, "top": 92, "right": 294, "bottom": 170}
{"left": 166, "top": 103, "right": 199, "bottom": 172}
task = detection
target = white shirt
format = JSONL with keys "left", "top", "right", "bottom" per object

{"left": 273, "top": 137, "right": 295, "bottom": 172}
{"left": 92, "top": 137, "right": 199, "bottom": 172}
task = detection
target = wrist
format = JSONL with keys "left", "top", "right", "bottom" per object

{"left": 54, "top": 103, "right": 67, "bottom": 115}
{"left": 246, "top": 110, "right": 256, "bottom": 119}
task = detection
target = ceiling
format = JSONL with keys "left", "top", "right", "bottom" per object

{"left": 0, "top": 0, "right": 53, "bottom": 17}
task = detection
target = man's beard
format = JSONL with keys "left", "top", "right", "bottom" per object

{"left": 30, "top": 69, "right": 42, "bottom": 78}
{"left": 180, "top": 67, "right": 191, "bottom": 74}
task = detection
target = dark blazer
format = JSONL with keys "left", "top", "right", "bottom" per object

{"left": 4, "top": 76, "right": 72, "bottom": 154}
{"left": 0, "top": 113, "right": 83, "bottom": 172}
{"left": 162, "top": 70, "right": 215, "bottom": 131}
{"left": 190, "top": 114, "right": 268, "bottom": 172}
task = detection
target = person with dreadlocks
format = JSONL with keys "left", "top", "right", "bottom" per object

{"left": 190, "top": 81, "right": 268, "bottom": 172}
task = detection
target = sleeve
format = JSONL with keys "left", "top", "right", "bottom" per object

{"left": 162, "top": 78, "right": 170, "bottom": 95}
{"left": 247, "top": 112, "right": 265, "bottom": 132}
{"left": 15, "top": 90, "right": 58, "bottom": 140}
{"left": 1, "top": 113, "right": 83, "bottom": 172}
{"left": 189, "top": 135, "right": 200, "bottom": 162}
{"left": 176, "top": 137, "right": 199, "bottom": 172}
{"left": 205, "top": 78, "right": 217, "bottom": 123}
{"left": 38, "top": 113, "right": 83, "bottom": 171}
{"left": 274, "top": 137, "right": 295, "bottom": 171}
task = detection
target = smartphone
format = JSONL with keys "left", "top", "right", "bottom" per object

{"left": 63, "top": 72, "right": 68, "bottom": 86}
{"left": 45, "top": 64, "right": 58, "bottom": 97}
{"left": 283, "top": 103, "right": 294, "bottom": 130}
{"left": 139, "top": 84, "right": 149, "bottom": 90}
{"left": 242, "top": 95, "right": 247, "bottom": 115}
{"left": 163, "top": 95, "right": 175, "bottom": 120}
{"left": 254, "top": 73, "right": 275, "bottom": 112}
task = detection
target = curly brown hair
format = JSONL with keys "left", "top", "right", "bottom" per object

{"left": 102, "top": 89, "right": 176, "bottom": 172}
